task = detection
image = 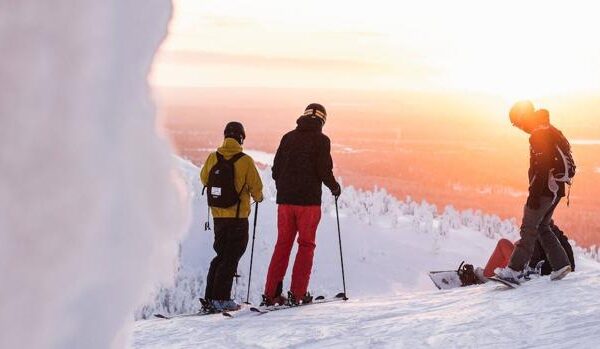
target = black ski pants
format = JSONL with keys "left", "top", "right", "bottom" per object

{"left": 205, "top": 218, "right": 249, "bottom": 301}
{"left": 509, "top": 196, "right": 570, "bottom": 272}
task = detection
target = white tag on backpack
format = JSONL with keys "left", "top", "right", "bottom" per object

{"left": 211, "top": 187, "right": 222, "bottom": 197}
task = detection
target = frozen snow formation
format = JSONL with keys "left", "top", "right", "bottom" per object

{"left": 0, "top": 1, "right": 185, "bottom": 349}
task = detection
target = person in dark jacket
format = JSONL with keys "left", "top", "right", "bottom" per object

{"left": 495, "top": 101, "right": 574, "bottom": 284}
{"left": 262, "top": 103, "right": 341, "bottom": 306}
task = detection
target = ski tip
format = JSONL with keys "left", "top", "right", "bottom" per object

{"left": 250, "top": 307, "right": 261, "bottom": 312}
{"left": 335, "top": 292, "right": 348, "bottom": 300}
{"left": 222, "top": 312, "right": 233, "bottom": 318}
{"left": 154, "top": 314, "right": 169, "bottom": 319}
{"left": 315, "top": 295, "right": 325, "bottom": 301}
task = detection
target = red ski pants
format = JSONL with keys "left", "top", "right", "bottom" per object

{"left": 264, "top": 204, "right": 321, "bottom": 299}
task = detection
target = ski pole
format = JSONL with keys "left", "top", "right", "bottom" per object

{"left": 245, "top": 201, "right": 259, "bottom": 304}
{"left": 335, "top": 196, "right": 349, "bottom": 300}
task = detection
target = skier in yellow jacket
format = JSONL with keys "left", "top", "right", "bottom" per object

{"left": 200, "top": 122, "right": 263, "bottom": 312}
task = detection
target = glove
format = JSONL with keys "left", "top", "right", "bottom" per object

{"left": 526, "top": 196, "right": 541, "bottom": 210}
{"left": 331, "top": 183, "right": 341, "bottom": 198}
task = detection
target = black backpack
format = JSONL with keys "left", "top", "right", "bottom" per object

{"left": 204, "top": 152, "right": 246, "bottom": 213}
{"left": 552, "top": 134, "right": 576, "bottom": 184}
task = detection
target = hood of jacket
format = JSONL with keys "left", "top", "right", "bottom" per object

{"left": 296, "top": 115, "right": 323, "bottom": 132}
{"left": 217, "top": 138, "right": 243, "bottom": 158}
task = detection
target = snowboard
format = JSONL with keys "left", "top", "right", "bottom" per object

{"left": 486, "top": 276, "right": 519, "bottom": 288}
{"left": 428, "top": 270, "right": 463, "bottom": 290}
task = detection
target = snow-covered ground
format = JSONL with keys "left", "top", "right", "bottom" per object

{"left": 132, "top": 154, "right": 600, "bottom": 348}
{"left": 133, "top": 270, "right": 600, "bottom": 349}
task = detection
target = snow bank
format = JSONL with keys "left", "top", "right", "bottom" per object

{"left": 137, "top": 156, "right": 562, "bottom": 319}
{"left": 0, "top": 1, "right": 185, "bottom": 349}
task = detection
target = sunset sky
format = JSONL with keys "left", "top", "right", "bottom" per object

{"left": 151, "top": 0, "right": 600, "bottom": 102}
{"left": 152, "top": 0, "right": 600, "bottom": 247}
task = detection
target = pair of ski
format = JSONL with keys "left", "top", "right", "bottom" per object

{"left": 153, "top": 298, "right": 244, "bottom": 319}
{"left": 249, "top": 292, "right": 348, "bottom": 315}
{"left": 153, "top": 292, "right": 347, "bottom": 320}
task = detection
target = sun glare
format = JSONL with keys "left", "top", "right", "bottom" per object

{"left": 152, "top": 0, "right": 600, "bottom": 100}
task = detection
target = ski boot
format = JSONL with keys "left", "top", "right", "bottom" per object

{"left": 494, "top": 266, "right": 523, "bottom": 286}
{"left": 199, "top": 298, "right": 218, "bottom": 314}
{"left": 287, "top": 291, "right": 313, "bottom": 306}
{"left": 212, "top": 299, "right": 241, "bottom": 312}
{"left": 550, "top": 265, "right": 571, "bottom": 281}
{"left": 260, "top": 293, "right": 287, "bottom": 306}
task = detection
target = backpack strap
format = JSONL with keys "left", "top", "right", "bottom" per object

{"left": 229, "top": 152, "right": 246, "bottom": 163}
{"left": 229, "top": 152, "right": 246, "bottom": 218}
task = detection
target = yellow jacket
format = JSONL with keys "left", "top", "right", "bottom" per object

{"left": 200, "top": 138, "right": 263, "bottom": 218}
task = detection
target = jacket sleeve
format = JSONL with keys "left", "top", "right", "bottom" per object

{"left": 200, "top": 153, "right": 215, "bottom": 186}
{"left": 272, "top": 134, "right": 286, "bottom": 180}
{"left": 528, "top": 132, "right": 553, "bottom": 198}
{"left": 245, "top": 157, "right": 264, "bottom": 203}
{"left": 317, "top": 136, "right": 340, "bottom": 192}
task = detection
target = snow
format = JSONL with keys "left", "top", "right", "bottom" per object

{"left": 0, "top": 2, "right": 186, "bottom": 349}
{"left": 132, "top": 270, "right": 600, "bottom": 348}
{"left": 132, "top": 156, "right": 600, "bottom": 348}
{"left": 244, "top": 149, "right": 276, "bottom": 167}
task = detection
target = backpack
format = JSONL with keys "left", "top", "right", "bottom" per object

{"left": 204, "top": 152, "right": 246, "bottom": 213}
{"left": 548, "top": 130, "right": 576, "bottom": 205}
{"left": 552, "top": 136, "right": 576, "bottom": 183}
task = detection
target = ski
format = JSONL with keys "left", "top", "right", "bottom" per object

{"left": 153, "top": 297, "right": 242, "bottom": 320}
{"left": 153, "top": 310, "right": 220, "bottom": 320}
{"left": 249, "top": 293, "right": 347, "bottom": 315}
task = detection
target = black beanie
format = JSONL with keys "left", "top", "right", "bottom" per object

{"left": 224, "top": 121, "right": 246, "bottom": 144}
{"left": 302, "top": 103, "right": 327, "bottom": 125}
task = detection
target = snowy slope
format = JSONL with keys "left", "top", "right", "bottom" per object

{"left": 132, "top": 154, "right": 600, "bottom": 348}
{"left": 133, "top": 270, "right": 600, "bottom": 348}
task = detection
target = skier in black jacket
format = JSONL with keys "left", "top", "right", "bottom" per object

{"left": 263, "top": 103, "right": 341, "bottom": 306}
{"left": 495, "top": 101, "right": 575, "bottom": 285}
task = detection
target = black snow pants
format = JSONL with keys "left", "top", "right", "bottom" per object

{"left": 204, "top": 218, "right": 249, "bottom": 301}
{"left": 509, "top": 196, "right": 570, "bottom": 272}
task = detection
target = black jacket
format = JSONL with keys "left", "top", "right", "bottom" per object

{"left": 272, "top": 116, "right": 340, "bottom": 205}
{"left": 528, "top": 125, "right": 570, "bottom": 199}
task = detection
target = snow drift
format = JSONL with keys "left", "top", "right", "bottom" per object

{"left": 0, "top": 1, "right": 185, "bottom": 349}
{"left": 136, "top": 155, "right": 600, "bottom": 320}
